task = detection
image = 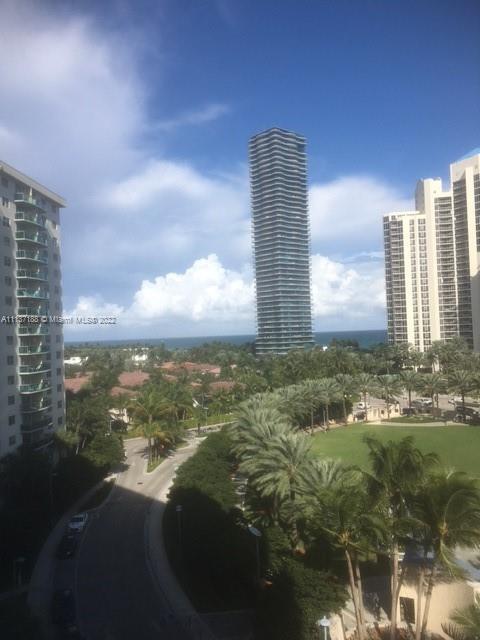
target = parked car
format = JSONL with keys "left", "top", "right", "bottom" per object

{"left": 68, "top": 513, "right": 88, "bottom": 533}
{"left": 402, "top": 407, "right": 417, "bottom": 416}
{"left": 56, "top": 533, "right": 78, "bottom": 559}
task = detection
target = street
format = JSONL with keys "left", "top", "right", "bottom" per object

{"left": 53, "top": 438, "right": 199, "bottom": 640}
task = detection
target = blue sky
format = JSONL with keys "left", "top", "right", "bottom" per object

{"left": 1, "top": 0, "right": 479, "bottom": 339}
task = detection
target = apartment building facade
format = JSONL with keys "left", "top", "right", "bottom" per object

{"left": 249, "top": 127, "right": 314, "bottom": 355}
{"left": 384, "top": 150, "right": 480, "bottom": 351}
{"left": 0, "top": 161, "right": 66, "bottom": 457}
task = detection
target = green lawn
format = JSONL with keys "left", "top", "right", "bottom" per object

{"left": 311, "top": 424, "right": 480, "bottom": 477}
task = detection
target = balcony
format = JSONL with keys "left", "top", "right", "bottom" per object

{"left": 18, "top": 307, "right": 47, "bottom": 316}
{"left": 14, "top": 193, "right": 45, "bottom": 210}
{"left": 16, "top": 231, "right": 48, "bottom": 246}
{"left": 17, "top": 269, "right": 48, "bottom": 281}
{"left": 16, "top": 249, "right": 48, "bottom": 263}
{"left": 21, "top": 401, "right": 52, "bottom": 414}
{"left": 15, "top": 212, "right": 46, "bottom": 227}
{"left": 18, "top": 325, "right": 49, "bottom": 336}
{"left": 22, "top": 418, "right": 53, "bottom": 433}
{"left": 18, "top": 344, "right": 50, "bottom": 355}
{"left": 20, "top": 381, "right": 52, "bottom": 394}
{"left": 17, "top": 288, "right": 49, "bottom": 300}
{"left": 19, "top": 363, "right": 51, "bottom": 374}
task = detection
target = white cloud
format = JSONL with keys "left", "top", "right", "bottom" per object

{"left": 128, "top": 254, "right": 254, "bottom": 323}
{"left": 65, "top": 295, "right": 125, "bottom": 332}
{"left": 309, "top": 176, "right": 412, "bottom": 254}
{"left": 154, "top": 103, "right": 230, "bottom": 131}
{"left": 65, "top": 253, "right": 385, "bottom": 336}
{"left": 311, "top": 255, "right": 385, "bottom": 318}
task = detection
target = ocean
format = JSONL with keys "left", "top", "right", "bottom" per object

{"left": 66, "top": 329, "right": 386, "bottom": 350}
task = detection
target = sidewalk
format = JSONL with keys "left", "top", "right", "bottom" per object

{"left": 146, "top": 443, "right": 217, "bottom": 639}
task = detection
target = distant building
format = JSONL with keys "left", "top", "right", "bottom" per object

{"left": 249, "top": 128, "right": 314, "bottom": 355}
{"left": 64, "top": 356, "right": 87, "bottom": 366}
{"left": 0, "top": 161, "right": 66, "bottom": 457}
{"left": 383, "top": 149, "right": 480, "bottom": 351}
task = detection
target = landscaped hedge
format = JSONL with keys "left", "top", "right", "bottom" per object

{"left": 164, "top": 432, "right": 348, "bottom": 639}
{"left": 164, "top": 431, "right": 256, "bottom": 611}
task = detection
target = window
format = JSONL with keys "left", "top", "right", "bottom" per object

{"left": 53, "top": 253, "right": 59, "bottom": 262}
{"left": 57, "top": 416, "right": 63, "bottom": 426}
{"left": 1, "top": 176, "right": 8, "bottom": 188}
{"left": 400, "top": 597, "right": 415, "bottom": 624}
{"left": 56, "top": 351, "right": 61, "bottom": 359}
{"left": 7, "top": 375, "right": 14, "bottom": 385}
{"left": 4, "top": 276, "right": 12, "bottom": 286}
{"left": 8, "top": 435, "right": 16, "bottom": 446}
{"left": 57, "top": 400, "right": 63, "bottom": 409}
{"left": 4, "top": 256, "right": 11, "bottom": 266}
{"left": 56, "top": 368, "right": 61, "bottom": 375}
{"left": 8, "top": 415, "right": 15, "bottom": 426}
{"left": 56, "top": 335, "right": 61, "bottom": 343}
{"left": 3, "top": 236, "right": 10, "bottom": 245}
{"left": 57, "top": 384, "right": 62, "bottom": 392}
{"left": 2, "top": 216, "right": 9, "bottom": 226}
{"left": 7, "top": 355, "right": 14, "bottom": 365}
{"left": 54, "top": 286, "right": 60, "bottom": 294}
{"left": 2, "top": 197, "right": 10, "bottom": 207}
{"left": 6, "top": 335, "right": 13, "bottom": 345}
{"left": 8, "top": 395, "right": 15, "bottom": 405}
{"left": 5, "top": 296, "right": 12, "bottom": 305}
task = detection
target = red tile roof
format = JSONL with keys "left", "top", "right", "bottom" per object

{"left": 117, "top": 371, "right": 150, "bottom": 387}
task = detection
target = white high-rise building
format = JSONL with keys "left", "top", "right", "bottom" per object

{"left": 384, "top": 149, "right": 480, "bottom": 352}
{"left": 0, "top": 161, "right": 66, "bottom": 457}
{"left": 451, "top": 151, "right": 480, "bottom": 350}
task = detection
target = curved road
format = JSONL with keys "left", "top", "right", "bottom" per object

{"left": 71, "top": 438, "right": 199, "bottom": 640}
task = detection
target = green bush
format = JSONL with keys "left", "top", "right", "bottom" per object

{"left": 164, "top": 431, "right": 256, "bottom": 611}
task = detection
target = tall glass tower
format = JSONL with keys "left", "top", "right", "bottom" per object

{"left": 249, "top": 128, "right": 314, "bottom": 355}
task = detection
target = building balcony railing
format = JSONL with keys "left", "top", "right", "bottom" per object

{"left": 19, "top": 363, "right": 51, "bottom": 374}
{"left": 20, "top": 381, "right": 52, "bottom": 394}
{"left": 18, "top": 325, "right": 50, "bottom": 335}
{"left": 21, "top": 401, "right": 52, "bottom": 414}
{"left": 17, "top": 289, "right": 49, "bottom": 299}
{"left": 16, "top": 249, "right": 48, "bottom": 263}
{"left": 21, "top": 418, "right": 53, "bottom": 433}
{"left": 15, "top": 212, "right": 46, "bottom": 227}
{"left": 18, "top": 344, "right": 50, "bottom": 355}
{"left": 15, "top": 231, "right": 48, "bottom": 246}
{"left": 17, "top": 269, "right": 48, "bottom": 281}
{"left": 18, "top": 307, "right": 48, "bottom": 316}
{"left": 14, "top": 193, "right": 45, "bottom": 210}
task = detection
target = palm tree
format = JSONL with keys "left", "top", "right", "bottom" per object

{"left": 442, "top": 594, "right": 480, "bottom": 640}
{"left": 377, "top": 374, "right": 403, "bottom": 419}
{"left": 313, "top": 482, "right": 385, "bottom": 640}
{"left": 363, "top": 435, "right": 439, "bottom": 640}
{"left": 129, "top": 390, "right": 175, "bottom": 462}
{"left": 355, "top": 373, "right": 378, "bottom": 422}
{"left": 400, "top": 370, "right": 421, "bottom": 412}
{"left": 240, "top": 431, "right": 313, "bottom": 550}
{"left": 412, "top": 471, "right": 480, "bottom": 639}
{"left": 448, "top": 370, "right": 476, "bottom": 423}
{"left": 420, "top": 372, "right": 446, "bottom": 414}
{"left": 316, "top": 377, "right": 341, "bottom": 428}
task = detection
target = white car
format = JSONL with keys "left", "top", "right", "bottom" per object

{"left": 68, "top": 512, "right": 88, "bottom": 533}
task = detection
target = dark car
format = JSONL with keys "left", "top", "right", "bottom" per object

{"left": 56, "top": 533, "right": 78, "bottom": 559}
{"left": 51, "top": 588, "right": 77, "bottom": 632}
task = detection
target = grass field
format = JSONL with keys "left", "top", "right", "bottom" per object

{"left": 311, "top": 424, "right": 480, "bottom": 477}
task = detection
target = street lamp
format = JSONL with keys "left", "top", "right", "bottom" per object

{"left": 248, "top": 525, "right": 262, "bottom": 583}
{"left": 317, "top": 616, "right": 330, "bottom": 640}
{"left": 176, "top": 504, "right": 183, "bottom": 550}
